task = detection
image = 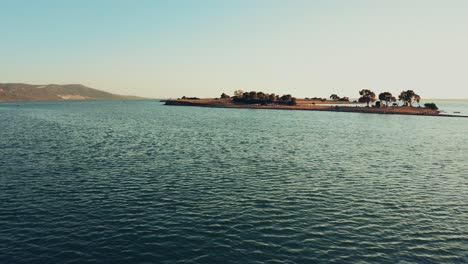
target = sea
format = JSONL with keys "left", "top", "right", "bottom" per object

{"left": 1, "top": 100, "right": 467, "bottom": 263}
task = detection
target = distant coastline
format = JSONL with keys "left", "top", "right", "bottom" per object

{"left": 0, "top": 83, "right": 141, "bottom": 102}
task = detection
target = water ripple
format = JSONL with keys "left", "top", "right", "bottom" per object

{"left": 1, "top": 100, "right": 467, "bottom": 263}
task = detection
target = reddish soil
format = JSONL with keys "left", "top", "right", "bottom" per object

{"left": 165, "top": 98, "right": 442, "bottom": 116}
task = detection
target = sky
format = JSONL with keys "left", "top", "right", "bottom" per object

{"left": 1, "top": 0, "right": 468, "bottom": 99}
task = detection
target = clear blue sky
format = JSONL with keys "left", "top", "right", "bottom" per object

{"left": 2, "top": 0, "right": 468, "bottom": 98}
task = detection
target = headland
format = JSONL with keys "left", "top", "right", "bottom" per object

{"left": 164, "top": 90, "right": 467, "bottom": 117}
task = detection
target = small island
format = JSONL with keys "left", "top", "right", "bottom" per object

{"left": 165, "top": 89, "right": 450, "bottom": 117}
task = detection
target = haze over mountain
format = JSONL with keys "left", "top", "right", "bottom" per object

{"left": 0, "top": 83, "right": 141, "bottom": 102}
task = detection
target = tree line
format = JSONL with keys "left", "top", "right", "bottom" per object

{"left": 215, "top": 89, "right": 438, "bottom": 110}
{"left": 221, "top": 90, "right": 297, "bottom": 105}
{"left": 356, "top": 89, "right": 437, "bottom": 109}
{"left": 329, "top": 94, "right": 350, "bottom": 102}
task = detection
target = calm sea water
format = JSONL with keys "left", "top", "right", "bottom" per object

{"left": 1, "top": 100, "right": 467, "bottom": 263}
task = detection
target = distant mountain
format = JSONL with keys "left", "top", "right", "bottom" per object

{"left": 0, "top": 83, "right": 141, "bottom": 102}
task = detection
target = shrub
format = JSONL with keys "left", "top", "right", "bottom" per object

{"left": 180, "top": 96, "right": 200, "bottom": 100}
{"left": 424, "top": 103, "right": 438, "bottom": 110}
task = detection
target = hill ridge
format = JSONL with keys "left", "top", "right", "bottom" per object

{"left": 0, "top": 83, "right": 141, "bottom": 102}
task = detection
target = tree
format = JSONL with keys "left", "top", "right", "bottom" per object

{"left": 358, "top": 89, "right": 376, "bottom": 107}
{"left": 330, "top": 94, "right": 339, "bottom": 101}
{"left": 257, "top": 92, "right": 265, "bottom": 101}
{"left": 268, "top": 93, "right": 276, "bottom": 103}
{"left": 249, "top": 91, "right": 258, "bottom": 100}
{"left": 220, "top": 93, "right": 230, "bottom": 99}
{"left": 234, "top": 90, "right": 243, "bottom": 98}
{"left": 414, "top": 94, "right": 421, "bottom": 107}
{"left": 288, "top": 97, "right": 297, "bottom": 106}
{"left": 398, "top": 90, "right": 420, "bottom": 107}
{"left": 378, "top": 92, "right": 396, "bottom": 106}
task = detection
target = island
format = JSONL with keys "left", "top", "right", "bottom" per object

{"left": 164, "top": 89, "right": 452, "bottom": 117}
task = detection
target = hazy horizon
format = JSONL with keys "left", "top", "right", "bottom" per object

{"left": 2, "top": 0, "right": 468, "bottom": 99}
